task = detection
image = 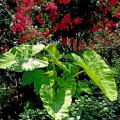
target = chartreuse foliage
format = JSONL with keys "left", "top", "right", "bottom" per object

{"left": 72, "top": 50, "right": 117, "bottom": 101}
{"left": 0, "top": 44, "right": 117, "bottom": 120}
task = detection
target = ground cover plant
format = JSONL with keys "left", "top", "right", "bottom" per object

{"left": 0, "top": 0, "right": 120, "bottom": 119}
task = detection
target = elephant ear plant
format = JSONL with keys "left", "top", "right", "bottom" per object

{"left": 0, "top": 44, "right": 117, "bottom": 120}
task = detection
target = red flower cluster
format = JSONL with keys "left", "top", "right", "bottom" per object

{"left": 108, "top": 0, "right": 118, "bottom": 6}
{"left": 11, "top": 0, "right": 120, "bottom": 51}
{"left": 11, "top": 0, "right": 42, "bottom": 43}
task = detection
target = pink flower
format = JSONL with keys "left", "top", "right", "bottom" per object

{"left": 32, "top": 29, "right": 40, "bottom": 36}
{"left": 45, "top": 2, "right": 58, "bottom": 11}
{"left": 11, "top": 26, "right": 17, "bottom": 33}
{"left": 25, "top": 16, "right": 32, "bottom": 26}
{"left": 15, "top": 12, "right": 25, "bottom": 22}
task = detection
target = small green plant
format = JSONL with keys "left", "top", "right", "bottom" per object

{"left": 0, "top": 44, "right": 117, "bottom": 120}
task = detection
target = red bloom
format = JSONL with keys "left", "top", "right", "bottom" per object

{"left": 104, "top": 7, "right": 110, "bottom": 14}
{"left": 90, "top": 44, "right": 96, "bottom": 50}
{"left": 98, "top": 0, "right": 105, "bottom": 5}
{"left": 60, "top": 22, "right": 68, "bottom": 30}
{"left": 48, "top": 12, "right": 58, "bottom": 22}
{"left": 32, "top": 29, "right": 40, "bottom": 36}
{"left": 70, "top": 37, "right": 74, "bottom": 44}
{"left": 45, "top": 2, "right": 58, "bottom": 11}
{"left": 11, "top": 26, "right": 17, "bottom": 33}
{"left": 58, "top": 0, "right": 70, "bottom": 4}
{"left": 61, "top": 37, "right": 67, "bottom": 45}
{"left": 108, "top": 0, "right": 118, "bottom": 6}
{"left": 104, "top": 40, "right": 111, "bottom": 44}
{"left": 55, "top": 22, "right": 68, "bottom": 30}
{"left": 73, "top": 17, "right": 82, "bottom": 25}
{"left": 62, "top": 14, "right": 71, "bottom": 24}
{"left": 108, "top": 20, "right": 116, "bottom": 28}
{"left": 26, "top": 34, "right": 31, "bottom": 40}
{"left": 36, "top": 15, "right": 44, "bottom": 23}
{"left": 95, "top": 36, "right": 103, "bottom": 40}
{"left": 43, "top": 29, "right": 49, "bottom": 38}
{"left": 22, "top": 0, "right": 34, "bottom": 7}
{"left": 91, "top": 24, "right": 99, "bottom": 33}
{"left": 99, "top": 0, "right": 104, "bottom": 4}
{"left": 25, "top": 16, "right": 33, "bottom": 26}
{"left": 112, "top": 13, "right": 120, "bottom": 19}
{"left": 79, "top": 43, "right": 86, "bottom": 50}
{"left": 98, "top": 7, "right": 103, "bottom": 11}
{"left": 11, "top": 22, "right": 25, "bottom": 33}
{"left": 19, "top": 36, "right": 25, "bottom": 43}
{"left": 15, "top": 12, "right": 25, "bottom": 22}
{"left": 98, "top": 22, "right": 104, "bottom": 28}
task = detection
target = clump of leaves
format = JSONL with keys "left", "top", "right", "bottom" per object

{"left": 0, "top": 44, "right": 117, "bottom": 120}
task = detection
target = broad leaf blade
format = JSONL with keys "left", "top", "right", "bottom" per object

{"left": 34, "top": 70, "right": 44, "bottom": 94}
{"left": 0, "top": 52, "right": 15, "bottom": 69}
{"left": 21, "top": 58, "right": 48, "bottom": 71}
{"left": 56, "top": 77, "right": 76, "bottom": 95}
{"left": 40, "top": 85, "right": 72, "bottom": 120}
{"left": 72, "top": 50, "right": 117, "bottom": 101}
{"left": 21, "top": 71, "right": 34, "bottom": 85}
{"left": 0, "top": 44, "right": 47, "bottom": 72}
{"left": 10, "top": 44, "right": 45, "bottom": 57}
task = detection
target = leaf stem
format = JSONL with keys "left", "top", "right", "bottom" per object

{"left": 73, "top": 70, "right": 84, "bottom": 78}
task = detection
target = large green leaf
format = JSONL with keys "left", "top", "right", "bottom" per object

{"left": 56, "top": 77, "right": 76, "bottom": 95}
{"left": 0, "top": 44, "right": 48, "bottom": 72}
{"left": 34, "top": 70, "right": 45, "bottom": 94}
{"left": 22, "top": 69, "right": 50, "bottom": 95}
{"left": 21, "top": 71, "right": 34, "bottom": 85}
{"left": 72, "top": 49, "right": 117, "bottom": 101}
{"left": 40, "top": 85, "right": 72, "bottom": 120}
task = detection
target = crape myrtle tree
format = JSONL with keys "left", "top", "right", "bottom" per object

{"left": 10, "top": 0, "right": 120, "bottom": 51}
